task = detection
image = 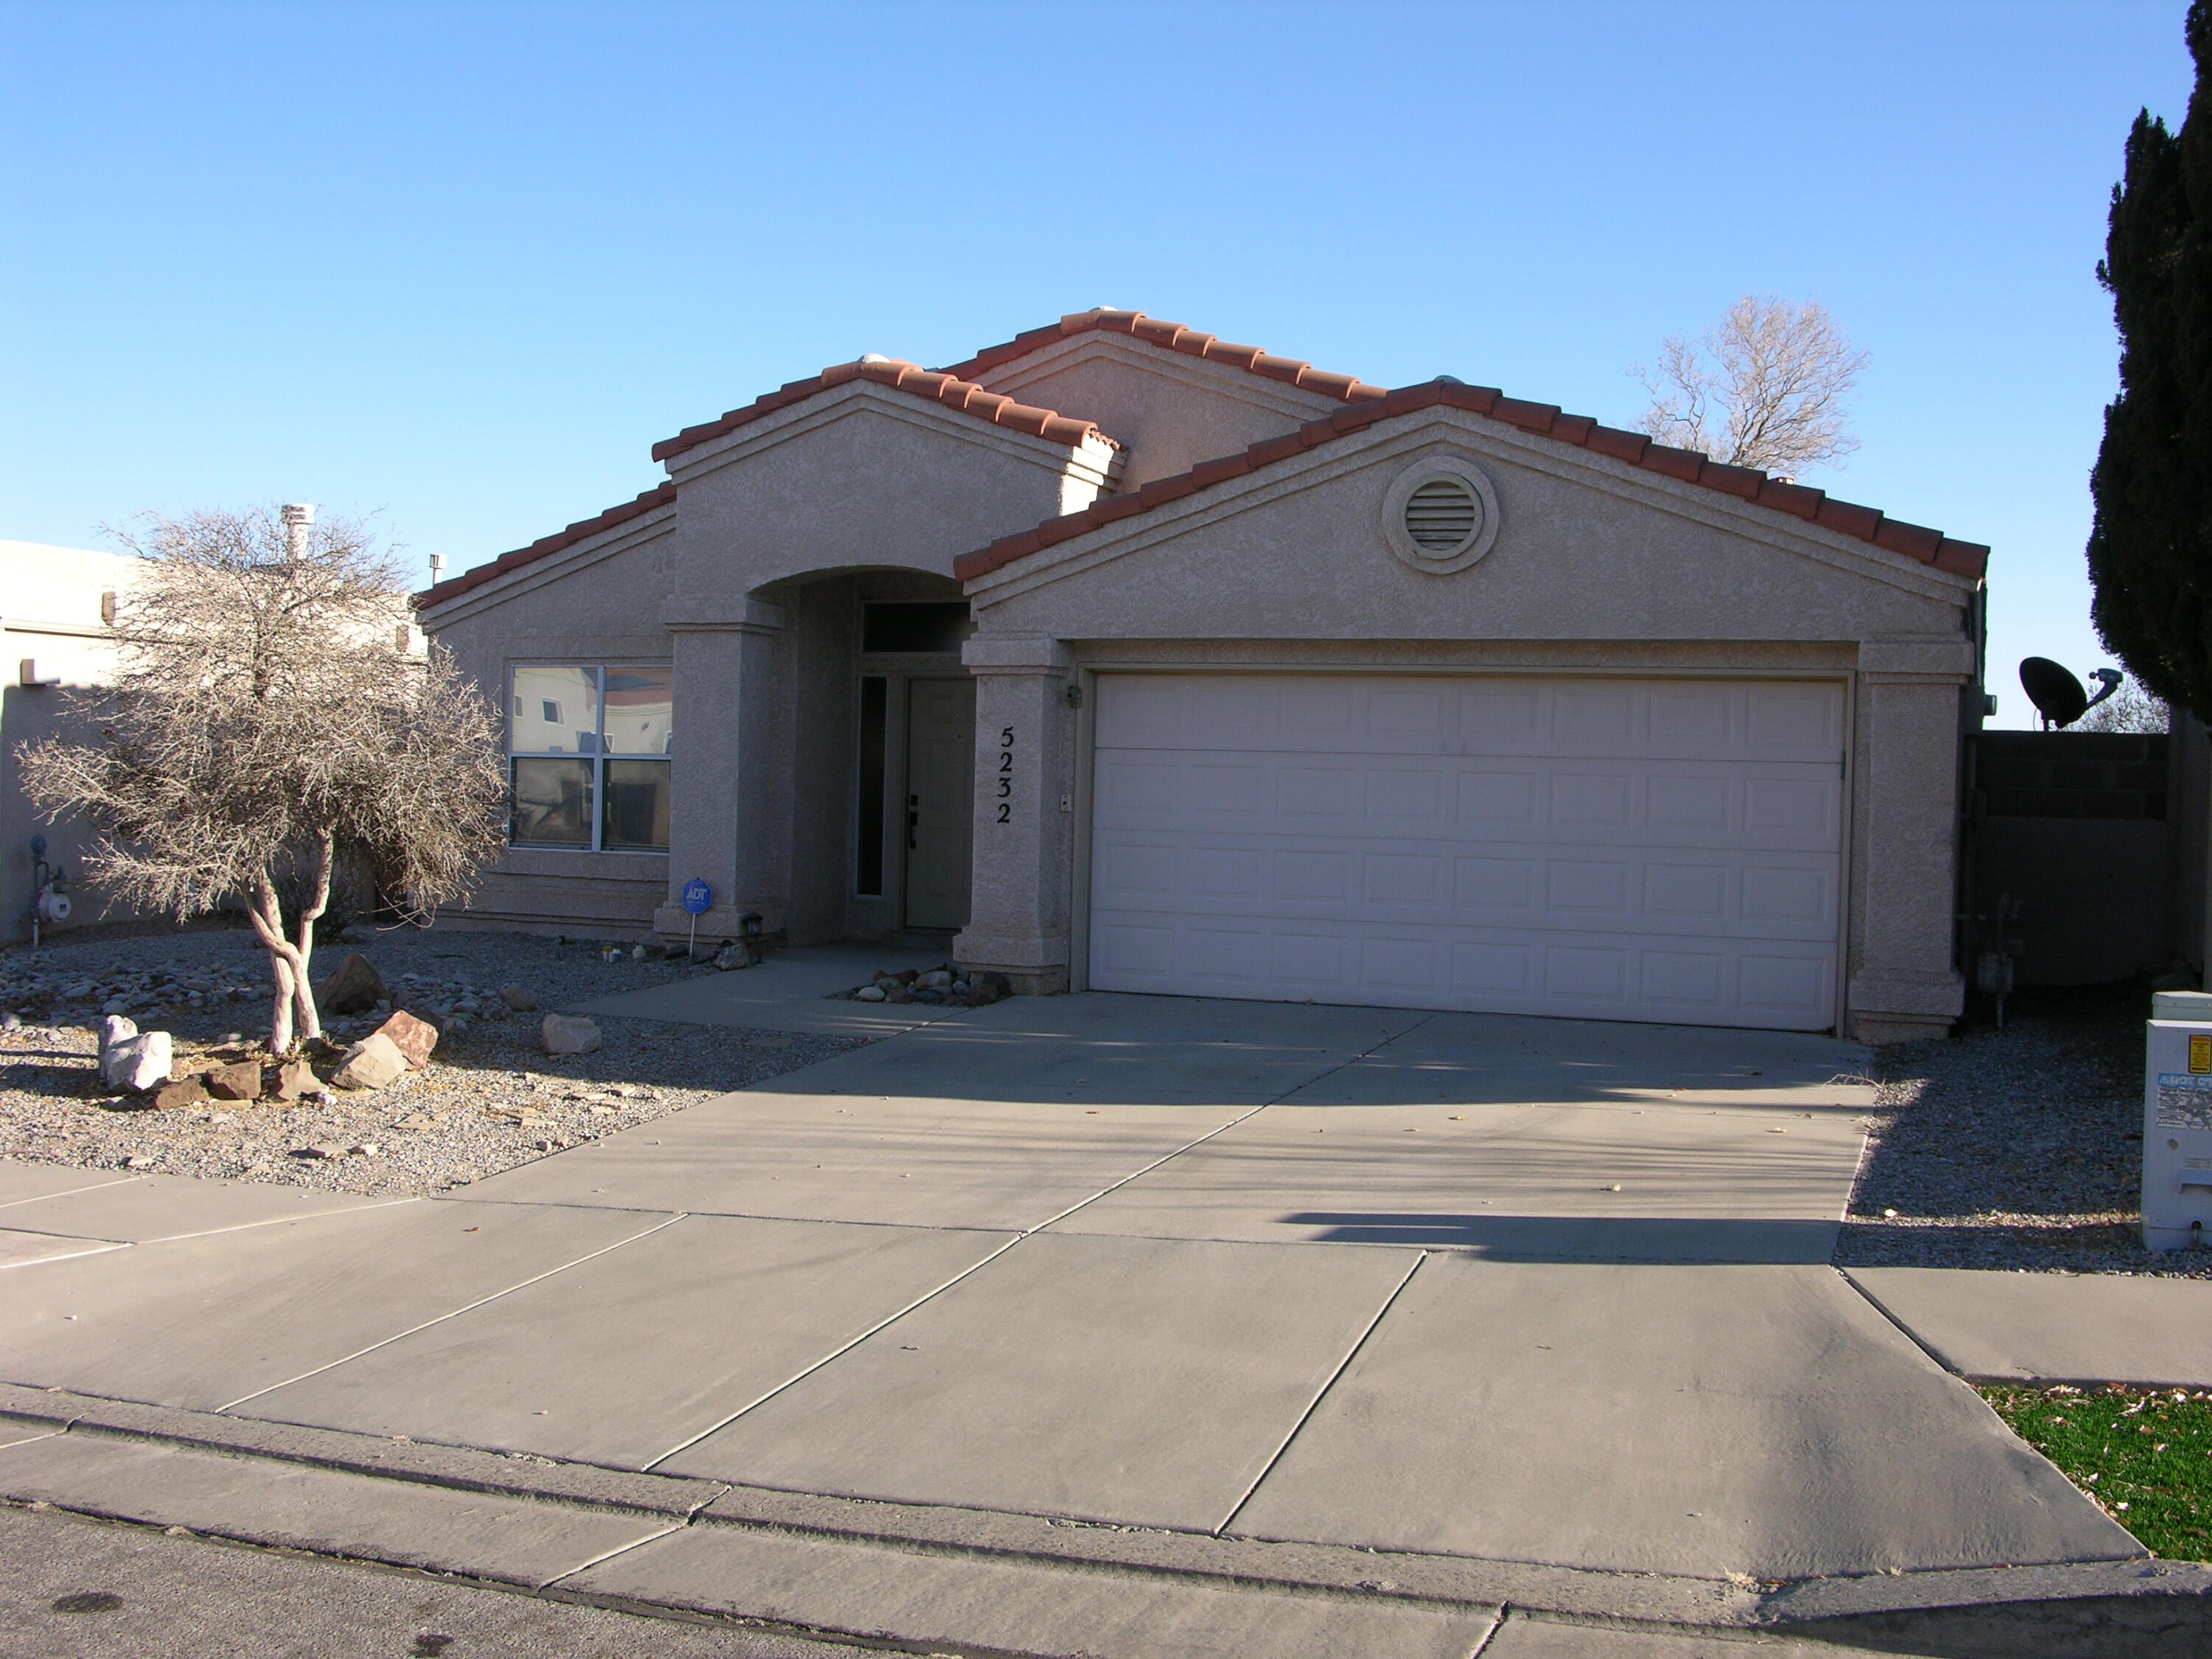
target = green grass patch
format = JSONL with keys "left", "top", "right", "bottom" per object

{"left": 1980, "top": 1383, "right": 2212, "bottom": 1560}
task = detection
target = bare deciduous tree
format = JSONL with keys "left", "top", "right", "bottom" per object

{"left": 2076, "top": 678, "right": 2171, "bottom": 733}
{"left": 16, "top": 507, "right": 507, "bottom": 1054}
{"left": 1631, "top": 294, "right": 1871, "bottom": 476}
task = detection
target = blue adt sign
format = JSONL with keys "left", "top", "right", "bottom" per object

{"left": 681, "top": 879, "right": 713, "bottom": 917}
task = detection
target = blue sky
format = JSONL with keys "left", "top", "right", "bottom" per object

{"left": 0, "top": 0, "right": 2195, "bottom": 726}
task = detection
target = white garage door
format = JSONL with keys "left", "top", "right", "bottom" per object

{"left": 1087, "top": 674, "right": 1845, "bottom": 1031}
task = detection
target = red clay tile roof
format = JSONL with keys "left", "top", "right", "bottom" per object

{"left": 649, "top": 358, "right": 1117, "bottom": 466}
{"left": 937, "top": 309, "right": 1389, "bottom": 405}
{"left": 953, "top": 378, "right": 1990, "bottom": 583}
{"left": 415, "top": 482, "right": 675, "bottom": 610}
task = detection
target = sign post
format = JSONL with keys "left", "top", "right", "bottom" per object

{"left": 680, "top": 879, "right": 713, "bottom": 961}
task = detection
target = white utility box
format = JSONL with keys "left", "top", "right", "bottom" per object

{"left": 2144, "top": 990, "right": 2212, "bottom": 1251}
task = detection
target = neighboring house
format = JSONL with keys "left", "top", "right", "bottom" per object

{"left": 1, "top": 540, "right": 142, "bottom": 943}
{"left": 418, "top": 310, "right": 1990, "bottom": 1042}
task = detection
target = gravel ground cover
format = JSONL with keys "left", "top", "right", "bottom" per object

{"left": 0, "top": 921, "right": 863, "bottom": 1197}
{"left": 1980, "top": 1383, "right": 2212, "bottom": 1560}
{"left": 1837, "top": 984, "right": 2212, "bottom": 1278}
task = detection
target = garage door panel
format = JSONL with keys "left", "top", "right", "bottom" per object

{"left": 1094, "top": 832, "right": 1837, "bottom": 944}
{"left": 1090, "top": 906, "right": 1839, "bottom": 1029}
{"left": 1089, "top": 675, "right": 1844, "bottom": 1031}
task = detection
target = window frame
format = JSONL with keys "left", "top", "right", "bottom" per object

{"left": 507, "top": 663, "right": 672, "bottom": 854}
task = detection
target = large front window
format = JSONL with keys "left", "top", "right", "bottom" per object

{"left": 509, "top": 664, "right": 671, "bottom": 851}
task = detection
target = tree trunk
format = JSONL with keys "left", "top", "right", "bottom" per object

{"left": 289, "top": 832, "right": 334, "bottom": 1044}
{"left": 246, "top": 873, "right": 312, "bottom": 1056}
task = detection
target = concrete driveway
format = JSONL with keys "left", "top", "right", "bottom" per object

{"left": 0, "top": 989, "right": 2143, "bottom": 1633}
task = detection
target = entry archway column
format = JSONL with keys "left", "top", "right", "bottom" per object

{"left": 955, "top": 635, "right": 1076, "bottom": 993}
{"left": 654, "top": 595, "right": 793, "bottom": 945}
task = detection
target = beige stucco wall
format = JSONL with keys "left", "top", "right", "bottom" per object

{"left": 422, "top": 384, "right": 1119, "bottom": 944}
{"left": 1, "top": 542, "right": 145, "bottom": 943}
{"left": 956, "top": 411, "right": 1981, "bottom": 1041}
{"left": 974, "top": 335, "right": 1334, "bottom": 488}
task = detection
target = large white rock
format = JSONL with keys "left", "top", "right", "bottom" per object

{"left": 96, "top": 1015, "right": 139, "bottom": 1088}
{"left": 105, "top": 1031, "right": 171, "bottom": 1094}
{"left": 541, "top": 1013, "right": 602, "bottom": 1056}
{"left": 331, "top": 1032, "right": 408, "bottom": 1092}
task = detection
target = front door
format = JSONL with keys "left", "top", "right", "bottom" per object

{"left": 905, "top": 678, "right": 975, "bottom": 929}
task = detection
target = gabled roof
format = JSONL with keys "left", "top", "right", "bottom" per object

{"left": 937, "top": 308, "right": 1388, "bottom": 406}
{"left": 417, "top": 482, "right": 675, "bottom": 610}
{"left": 954, "top": 378, "right": 1990, "bottom": 584}
{"left": 650, "top": 357, "right": 1118, "bottom": 465}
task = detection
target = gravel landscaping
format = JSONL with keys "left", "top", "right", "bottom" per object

{"left": 1837, "top": 984, "right": 2212, "bottom": 1279}
{"left": 0, "top": 920, "right": 863, "bottom": 1197}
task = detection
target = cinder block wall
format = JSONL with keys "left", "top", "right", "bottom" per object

{"left": 1968, "top": 731, "right": 2172, "bottom": 987}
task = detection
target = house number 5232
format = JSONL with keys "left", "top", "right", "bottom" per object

{"left": 995, "top": 727, "right": 1014, "bottom": 824}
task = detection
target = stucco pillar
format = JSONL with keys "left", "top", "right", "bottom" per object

{"left": 653, "top": 596, "right": 793, "bottom": 943}
{"left": 1846, "top": 636, "right": 1974, "bottom": 1043}
{"left": 954, "top": 635, "right": 1076, "bottom": 993}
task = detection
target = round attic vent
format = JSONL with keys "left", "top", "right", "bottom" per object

{"left": 1403, "top": 478, "right": 1480, "bottom": 552}
{"left": 1382, "top": 460, "right": 1500, "bottom": 575}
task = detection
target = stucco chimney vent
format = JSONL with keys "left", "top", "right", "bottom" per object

{"left": 1403, "top": 478, "right": 1479, "bottom": 552}
{"left": 281, "top": 503, "right": 315, "bottom": 562}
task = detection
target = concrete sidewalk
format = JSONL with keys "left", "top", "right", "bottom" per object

{"left": 0, "top": 994, "right": 2199, "bottom": 1655}
{"left": 1848, "top": 1267, "right": 2212, "bottom": 1390}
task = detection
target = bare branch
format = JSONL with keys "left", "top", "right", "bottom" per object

{"left": 1629, "top": 294, "right": 1868, "bottom": 475}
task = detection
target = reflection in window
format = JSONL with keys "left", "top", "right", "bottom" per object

{"left": 602, "top": 759, "right": 672, "bottom": 851}
{"left": 508, "top": 664, "right": 670, "bottom": 852}
{"left": 511, "top": 758, "right": 594, "bottom": 847}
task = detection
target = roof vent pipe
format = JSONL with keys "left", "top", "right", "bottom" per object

{"left": 280, "top": 502, "right": 315, "bottom": 562}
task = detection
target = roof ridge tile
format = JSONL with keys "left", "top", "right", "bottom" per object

{"left": 649, "top": 359, "right": 1116, "bottom": 466}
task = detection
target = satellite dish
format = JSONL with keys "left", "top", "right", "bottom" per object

{"left": 2020, "top": 658, "right": 2088, "bottom": 728}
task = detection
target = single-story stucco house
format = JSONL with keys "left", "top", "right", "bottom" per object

{"left": 417, "top": 310, "right": 1989, "bottom": 1043}
{"left": 2, "top": 540, "right": 145, "bottom": 943}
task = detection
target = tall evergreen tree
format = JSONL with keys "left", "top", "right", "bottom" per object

{"left": 2088, "top": 1, "right": 2212, "bottom": 717}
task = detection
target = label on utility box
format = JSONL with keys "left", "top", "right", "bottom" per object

{"left": 2156, "top": 1074, "right": 2212, "bottom": 1130}
{"left": 2191, "top": 1034, "right": 2212, "bottom": 1073}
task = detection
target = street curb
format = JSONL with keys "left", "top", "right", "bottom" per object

{"left": 3, "top": 1384, "right": 2209, "bottom": 1657}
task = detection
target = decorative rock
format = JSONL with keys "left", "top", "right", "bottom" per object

{"left": 540, "top": 1013, "right": 602, "bottom": 1056}
{"left": 967, "top": 980, "right": 1001, "bottom": 1008}
{"left": 372, "top": 1010, "right": 439, "bottom": 1071}
{"left": 271, "top": 1058, "right": 319, "bottom": 1101}
{"left": 885, "top": 987, "right": 914, "bottom": 1004}
{"left": 204, "top": 1060, "right": 263, "bottom": 1101}
{"left": 330, "top": 1032, "right": 409, "bottom": 1091}
{"left": 919, "top": 969, "right": 953, "bottom": 990}
{"left": 315, "top": 952, "right": 387, "bottom": 1017}
{"left": 888, "top": 968, "right": 919, "bottom": 986}
{"left": 98, "top": 1014, "right": 138, "bottom": 1051}
{"left": 713, "top": 945, "right": 752, "bottom": 971}
{"left": 855, "top": 984, "right": 887, "bottom": 1002}
{"left": 124, "top": 1155, "right": 158, "bottom": 1169}
{"left": 291, "top": 1144, "right": 347, "bottom": 1161}
{"left": 153, "top": 1076, "right": 212, "bottom": 1110}
{"left": 913, "top": 988, "right": 945, "bottom": 1006}
{"left": 105, "top": 1032, "right": 172, "bottom": 1094}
